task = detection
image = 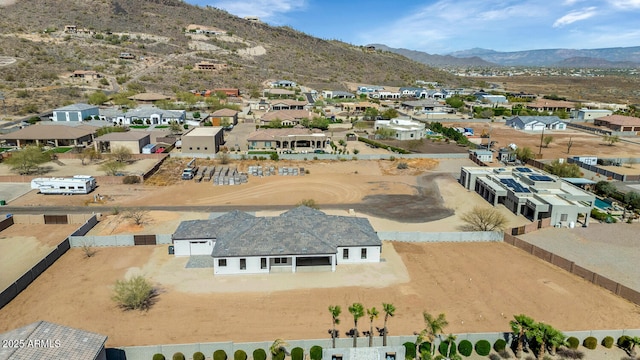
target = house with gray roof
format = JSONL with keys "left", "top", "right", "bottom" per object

{"left": 0, "top": 320, "right": 107, "bottom": 360}
{"left": 99, "top": 105, "right": 185, "bottom": 125}
{"left": 171, "top": 207, "right": 382, "bottom": 275}
{"left": 506, "top": 116, "right": 566, "bottom": 131}
{"left": 52, "top": 103, "right": 100, "bottom": 122}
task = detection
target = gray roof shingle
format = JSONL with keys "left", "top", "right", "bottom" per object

{"left": 172, "top": 207, "right": 381, "bottom": 257}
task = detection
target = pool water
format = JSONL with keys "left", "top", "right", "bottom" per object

{"left": 594, "top": 198, "right": 611, "bottom": 210}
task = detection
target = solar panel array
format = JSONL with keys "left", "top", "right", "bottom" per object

{"left": 529, "top": 175, "right": 553, "bottom": 182}
{"left": 516, "top": 167, "right": 532, "bottom": 173}
{"left": 500, "top": 178, "right": 531, "bottom": 193}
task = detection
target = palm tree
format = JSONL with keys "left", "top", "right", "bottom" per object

{"left": 328, "top": 305, "right": 341, "bottom": 349}
{"left": 348, "top": 303, "right": 365, "bottom": 348}
{"left": 547, "top": 327, "right": 566, "bottom": 356}
{"left": 628, "top": 336, "right": 640, "bottom": 356}
{"left": 367, "top": 307, "right": 379, "bottom": 347}
{"left": 422, "top": 312, "right": 448, "bottom": 357}
{"left": 510, "top": 314, "right": 535, "bottom": 358}
{"left": 527, "top": 322, "right": 552, "bottom": 360}
{"left": 444, "top": 333, "right": 457, "bottom": 359}
{"left": 382, "top": 303, "right": 396, "bottom": 346}
{"left": 270, "top": 339, "right": 289, "bottom": 360}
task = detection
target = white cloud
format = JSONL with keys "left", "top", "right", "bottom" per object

{"left": 208, "top": 0, "right": 306, "bottom": 21}
{"left": 607, "top": 0, "right": 640, "bottom": 8}
{"left": 552, "top": 7, "right": 598, "bottom": 27}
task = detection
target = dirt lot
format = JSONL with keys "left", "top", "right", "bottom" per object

{"left": 0, "top": 241, "right": 638, "bottom": 347}
{"left": 0, "top": 223, "right": 79, "bottom": 289}
{"left": 444, "top": 121, "right": 640, "bottom": 160}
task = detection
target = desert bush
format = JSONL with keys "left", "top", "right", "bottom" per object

{"left": 214, "top": 350, "right": 228, "bottom": 360}
{"left": 618, "top": 335, "right": 632, "bottom": 350}
{"left": 489, "top": 355, "right": 500, "bottom": 360}
{"left": 582, "top": 337, "right": 597, "bottom": 350}
{"left": 494, "top": 339, "right": 507, "bottom": 352}
{"left": 567, "top": 337, "right": 580, "bottom": 349}
{"left": 111, "top": 275, "right": 156, "bottom": 310}
{"left": 602, "top": 336, "right": 614, "bottom": 348}
{"left": 475, "top": 340, "right": 491, "bottom": 356}
{"left": 172, "top": 353, "right": 185, "bottom": 360}
{"left": 403, "top": 342, "right": 415, "bottom": 360}
{"left": 458, "top": 340, "right": 473, "bottom": 356}
{"left": 193, "top": 352, "right": 205, "bottom": 360}
{"left": 397, "top": 162, "right": 408, "bottom": 169}
{"left": 123, "top": 175, "right": 140, "bottom": 184}
{"left": 153, "top": 354, "right": 165, "bottom": 360}
{"left": 253, "top": 349, "right": 267, "bottom": 360}
{"left": 309, "top": 346, "right": 322, "bottom": 360}
{"left": 556, "top": 348, "right": 585, "bottom": 359}
{"left": 498, "top": 349, "right": 512, "bottom": 359}
{"left": 234, "top": 350, "right": 247, "bottom": 360}
{"left": 291, "top": 347, "right": 303, "bottom": 360}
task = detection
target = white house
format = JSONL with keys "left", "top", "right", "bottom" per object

{"left": 52, "top": 103, "right": 100, "bottom": 122}
{"left": 374, "top": 118, "right": 426, "bottom": 141}
{"left": 472, "top": 149, "right": 493, "bottom": 163}
{"left": 100, "top": 106, "right": 186, "bottom": 125}
{"left": 171, "top": 207, "right": 382, "bottom": 275}
{"left": 574, "top": 108, "right": 613, "bottom": 121}
{"left": 506, "top": 116, "right": 567, "bottom": 131}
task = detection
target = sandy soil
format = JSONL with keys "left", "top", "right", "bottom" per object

{"left": 0, "top": 224, "right": 79, "bottom": 289}
{"left": 0, "top": 158, "right": 159, "bottom": 177}
{"left": 0, "top": 242, "right": 638, "bottom": 348}
{"left": 444, "top": 122, "right": 640, "bottom": 159}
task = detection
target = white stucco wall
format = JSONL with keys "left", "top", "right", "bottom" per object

{"left": 336, "top": 246, "right": 381, "bottom": 264}
{"left": 214, "top": 256, "right": 270, "bottom": 275}
{"left": 173, "top": 239, "right": 215, "bottom": 256}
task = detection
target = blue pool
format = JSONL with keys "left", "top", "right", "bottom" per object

{"left": 594, "top": 198, "right": 612, "bottom": 210}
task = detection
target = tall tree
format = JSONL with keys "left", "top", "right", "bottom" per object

{"left": 382, "top": 303, "right": 396, "bottom": 346}
{"left": 269, "top": 339, "right": 289, "bottom": 360}
{"left": 527, "top": 322, "right": 554, "bottom": 360}
{"left": 328, "top": 305, "right": 341, "bottom": 348}
{"left": 547, "top": 326, "right": 566, "bottom": 356}
{"left": 422, "top": 312, "right": 448, "bottom": 357}
{"left": 460, "top": 206, "right": 508, "bottom": 231}
{"left": 348, "top": 303, "right": 365, "bottom": 348}
{"left": 4, "top": 145, "right": 49, "bottom": 174}
{"left": 543, "top": 135, "right": 553, "bottom": 148}
{"left": 510, "top": 314, "right": 535, "bottom": 358}
{"left": 367, "top": 307, "right": 379, "bottom": 347}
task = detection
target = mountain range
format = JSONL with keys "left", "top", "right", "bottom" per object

{"left": 372, "top": 44, "right": 640, "bottom": 68}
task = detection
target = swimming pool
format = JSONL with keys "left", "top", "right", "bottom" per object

{"left": 594, "top": 198, "right": 612, "bottom": 210}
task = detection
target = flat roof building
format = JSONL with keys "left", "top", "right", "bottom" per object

{"left": 460, "top": 166, "right": 594, "bottom": 227}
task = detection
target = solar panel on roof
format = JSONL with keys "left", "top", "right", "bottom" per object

{"left": 516, "top": 167, "right": 532, "bottom": 173}
{"left": 530, "top": 175, "right": 553, "bottom": 182}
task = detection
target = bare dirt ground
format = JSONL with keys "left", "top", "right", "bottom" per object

{"left": 0, "top": 241, "right": 638, "bottom": 348}
{"left": 0, "top": 223, "right": 79, "bottom": 289}
{"left": 0, "top": 158, "right": 159, "bottom": 177}
{"left": 444, "top": 122, "right": 640, "bottom": 160}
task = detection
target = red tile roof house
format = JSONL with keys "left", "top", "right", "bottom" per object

{"left": 593, "top": 114, "right": 640, "bottom": 133}
{"left": 260, "top": 110, "right": 313, "bottom": 126}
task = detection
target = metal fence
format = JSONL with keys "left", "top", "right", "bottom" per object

{"left": 567, "top": 157, "right": 640, "bottom": 182}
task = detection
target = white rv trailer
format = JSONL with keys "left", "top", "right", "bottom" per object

{"left": 31, "top": 175, "right": 97, "bottom": 195}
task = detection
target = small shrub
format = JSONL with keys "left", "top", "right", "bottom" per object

{"left": 489, "top": 354, "right": 501, "bottom": 360}
{"left": 310, "top": 346, "right": 322, "bottom": 360}
{"left": 494, "top": 339, "right": 507, "bottom": 352}
{"left": 458, "top": 340, "right": 473, "bottom": 357}
{"left": 234, "top": 350, "right": 247, "bottom": 360}
{"left": 618, "top": 335, "right": 632, "bottom": 350}
{"left": 389, "top": 156, "right": 396, "bottom": 161}
{"left": 172, "top": 353, "right": 185, "bottom": 360}
{"left": 439, "top": 340, "right": 457, "bottom": 356}
{"left": 214, "top": 350, "right": 228, "bottom": 360}
{"left": 253, "top": 349, "right": 267, "bottom": 360}
{"left": 475, "top": 340, "right": 491, "bottom": 356}
{"left": 583, "top": 336, "right": 597, "bottom": 350}
{"left": 111, "top": 275, "right": 156, "bottom": 310}
{"left": 556, "top": 348, "right": 585, "bottom": 359}
{"left": 123, "top": 175, "right": 140, "bottom": 184}
{"left": 153, "top": 354, "right": 166, "bottom": 360}
{"left": 498, "top": 349, "right": 512, "bottom": 359}
{"left": 419, "top": 342, "right": 432, "bottom": 355}
{"left": 291, "top": 347, "right": 303, "bottom": 360}
{"left": 397, "top": 162, "right": 408, "bottom": 169}
{"left": 403, "top": 342, "right": 416, "bottom": 360}
{"left": 193, "top": 352, "right": 205, "bottom": 360}
{"left": 602, "top": 336, "right": 614, "bottom": 348}
{"left": 567, "top": 337, "right": 580, "bottom": 349}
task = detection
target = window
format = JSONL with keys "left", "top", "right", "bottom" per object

{"left": 343, "top": 249, "right": 349, "bottom": 259}
{"left": 274, "top": 258, "right": 281, "bottom": 264}
{"left": 240, "top": 258, "right": 246, "bottom": 270}
{"left": 218, "top": 259, "right": 227, "bottom": 267}
{"left": 204, "top": 147, "right": 208, "bottom": 150}
{"left": 410, "top": 134, "right": 414, "bottom": 138}
{"left": 265, "top": 141, "right": 271, "bottom": 148}
{"left": 69, "top": 186, "right": 75, "bottom": 190}
{"left": 189, "top": 147, "right": 193, "bottom": 150}
{"left": 280, "top": 257, "right": 287, "bottom": 264}
{"left": 561, "top": 214, "right": 568, "bottom": 222}
{"left": 197, "top": 147, "right": 200, "bottom": 150}
{"left": 261, "top": 258, "right": 267, "bottom": 269}
{"left": 361, "top": 248, "right": 367, "bottom": 259}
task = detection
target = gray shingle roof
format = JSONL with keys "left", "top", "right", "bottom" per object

{"left": 0, "top": 321, "right": 107, "bottom": 360}
{"left": 53, "top": 103, "right": 98, "bottom": 112}
{"left": 514, "top": 116, "right": 563, "bottom": 125}
{"left": 172, "top": 207, "right": 381, "bottom": 257}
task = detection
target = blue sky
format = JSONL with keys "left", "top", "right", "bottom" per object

{"left": 185, "top": 0, "right": 640, "bottom": 54}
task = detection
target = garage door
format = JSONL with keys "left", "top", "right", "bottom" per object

{"left": 133, "top": 235, "right": 157, "bottom": 245}
{"left": 44, "top": 215, "right": 68, "bottom": 224}
{"left": 189, "top": 241, "right": 211, "bottom": 255}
